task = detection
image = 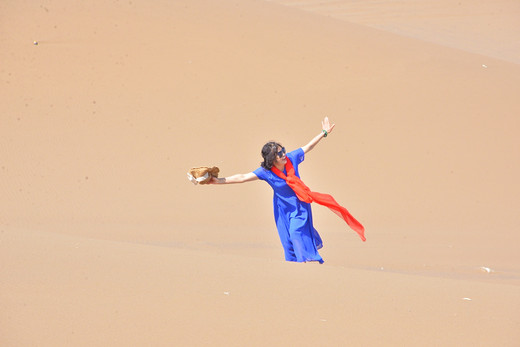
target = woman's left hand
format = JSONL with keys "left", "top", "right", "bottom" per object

{"left": 322, "top": 116, "right": 336, "bottom": 134}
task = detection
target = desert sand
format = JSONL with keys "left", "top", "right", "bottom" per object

{"left": 1, "top": 0, "right": 519, "bottom": 345}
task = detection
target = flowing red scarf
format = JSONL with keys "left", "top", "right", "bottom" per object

{"left": 271, "top": 158, "right": 366, "bottom": 241}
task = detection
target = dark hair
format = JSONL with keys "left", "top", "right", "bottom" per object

{"left": 261, "top": 141, "right": 282, "bottom": 170}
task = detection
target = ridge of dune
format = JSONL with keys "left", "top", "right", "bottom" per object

{"left": 264, "top": 0, "right": 520, "bottom": 65}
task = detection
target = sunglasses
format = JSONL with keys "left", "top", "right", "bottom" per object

{"left": 276, "top": 147, "right": 286, "bottom": 158}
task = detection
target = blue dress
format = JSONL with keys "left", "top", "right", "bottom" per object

{"left": 253, "top": 148, "right": 324, "bottom": 263}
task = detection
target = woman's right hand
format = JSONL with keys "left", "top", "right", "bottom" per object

{"left": 208, "top": 177, "right": 220, "bottom": 184}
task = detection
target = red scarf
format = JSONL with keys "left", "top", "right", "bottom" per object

{"left": 271, "top": 158, "right": 366, "bottom": 241}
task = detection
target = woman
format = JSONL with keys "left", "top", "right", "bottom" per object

{"left": 210, "top": 117, "right": 354, "bottom": 264}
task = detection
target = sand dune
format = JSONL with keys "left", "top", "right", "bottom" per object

{"left": 1, "top": 0, "right": 519, "bottom": 345}
{"left": 266, "top": 0, "right": 520, "bottom": 64}
{"left": 2, "top": 229, "right": 519, "bottom": 346}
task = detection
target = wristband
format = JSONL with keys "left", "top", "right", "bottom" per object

{"left": 322, "top": 129, "right": 328, "bottom": 137}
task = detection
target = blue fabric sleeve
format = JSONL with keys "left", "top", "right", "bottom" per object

{"left": 253, "top": 167, "right": 266, "bottom": 180}
{"left": 288, "top": 148, "right": 305, "bottom": 165}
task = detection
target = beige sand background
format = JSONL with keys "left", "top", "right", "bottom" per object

{"left": 267, "top": 0, "right": 520, "bottom": 65}
{"left": 1, "top": 0, "right": 519, "bottom": 345}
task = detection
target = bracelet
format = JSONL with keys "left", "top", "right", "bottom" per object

{"left": 322, "top": 129, "right": 328, "bottom": 137}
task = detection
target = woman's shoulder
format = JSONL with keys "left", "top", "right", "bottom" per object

{"left": 253, "top": 166, "right": 268, "bottom": 179}
{"left": 253, "top": 166, "right": 276, "bottom": 181}
{"left": 287, "top": 148, "right": 304, "bottom": 164}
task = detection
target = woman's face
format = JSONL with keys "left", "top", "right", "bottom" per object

{"left": 274, "top": 146, "right": 287, "bottom": 166}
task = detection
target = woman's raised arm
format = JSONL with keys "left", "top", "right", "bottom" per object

{"left": 301, "top": 117, "right": 336, "bottom": 154}
{"left": 209, "top": 172, "right": 259, "bottom": 185}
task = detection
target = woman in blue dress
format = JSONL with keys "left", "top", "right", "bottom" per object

{"left": 209, "top": 117, "right": 336, "bottom": 263}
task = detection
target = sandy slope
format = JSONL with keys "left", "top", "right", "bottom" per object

{"left": 2, "top": 229, "right": 519, "bottom": 346}
{"left": 266, "top": 0, "right": 520, "bottom": 64}
{"left": 1, "top": 0, "right": 519, "bottom": 345}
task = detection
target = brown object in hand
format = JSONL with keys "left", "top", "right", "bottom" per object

{"left": 187, "top": 166, "right": 220, "bottom": 185}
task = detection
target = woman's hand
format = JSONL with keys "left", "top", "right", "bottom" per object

{"left": 208, "top": 177, "right": 220, "bottom": 184}
{"left": 302, "top": 117, "right": 336, "bottom": 154}
{"left": 322, "top": 116, "right": 336, "bottom": 134}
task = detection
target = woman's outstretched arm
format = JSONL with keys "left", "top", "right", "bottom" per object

{"left": 301, "top": 116, "right": 336, "bottom": 154}
{"left": 209, "top": 172, "right": 259, "bottom": 185}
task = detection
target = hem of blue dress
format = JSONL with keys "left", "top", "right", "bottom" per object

{"left": 287, "top": 258, "right": 324, "bottom": 264}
